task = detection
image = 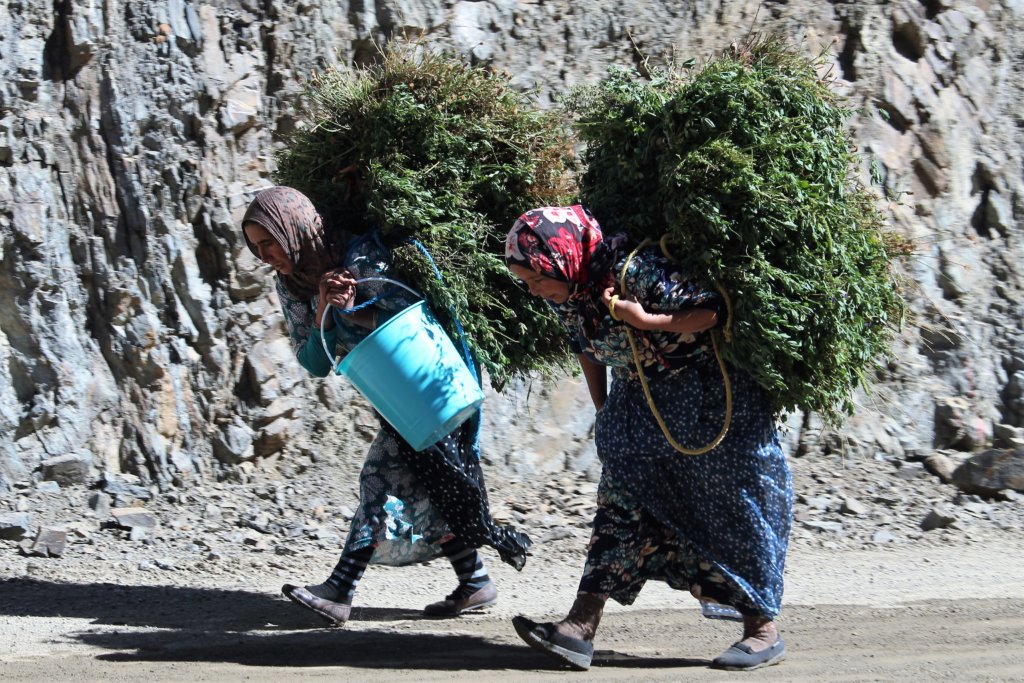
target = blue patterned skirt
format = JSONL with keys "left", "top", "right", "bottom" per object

{"left": 585, "top": 358, "right": 792, "bottom": 618}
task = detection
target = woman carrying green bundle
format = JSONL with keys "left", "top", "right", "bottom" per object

{"left": 505, "top": 206, "right": 792, "bottom": 671}
{"left": 241, "top": 186, "right": 531, "bottom": 626}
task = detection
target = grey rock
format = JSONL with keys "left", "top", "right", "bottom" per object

{"left": 538, "top": 528, "right": 576, "bottom": 544}
{"left": 88, "top": 492, "right": 111, "bottom": 518}
{"left": 871, "top": 530, "right": 898, "bottom": 544}
{"left": 933, "top": 396, "right": 989, "bottom": 451}
{"left": 993, "top": 423, "right": 1024, "bottom": 449}
{"left": 254, "top": 418, "right": 292, "bottom": 458}
{"left": 102, "top": 474, "right": 154, "bottom": 504}
{"left": 111, "top": 507, "right": 159, "bottom": 530}
{"left": 952, "top": 448, "right": 1024, "bottom": 496}
{"left": 921, "top": 506, "right": 958, "bottom": 531}
{"left": 23, "top": 528, "right": 68, "bottom": 557}
{"left": 804, "top": 496, "right": 833, "bottom": 511}
{"left": 39, "top": 452, "right": 92, "bottom": 486}
{"left": 841, "top": 498, "right": 868, "bottom": 516}
{"left": 802, "top": 520, "right": 844, "bottom": 534}
{"left": 960, "top": 501, "right": 992, "bottom": 515}
{"left": 894, "top": 461, "right": 927, "bottom": 480}
{"left": 243, "top": 530, "right": 270, "bottom": 550}
{"left": 0, "top": 512, "right": 33, "bottom": 541}
{"left": 938, "top": 246, "right": 970, "bottom": 299}
{"left": 923, "top": 452, "right": 957, "bottom": 483}
{"left": 212, "top": 418, "right": 256, "bottom": 464}
{"left": 244, "top": 512, "right": 274, "bottom": 534}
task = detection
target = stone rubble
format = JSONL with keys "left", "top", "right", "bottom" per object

{"left": 1, "top": 432, "right": 1022, "bottom": 591}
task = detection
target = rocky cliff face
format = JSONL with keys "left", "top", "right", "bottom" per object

{"left": 1, "top": 0, "right": 1022, "bottom": 492}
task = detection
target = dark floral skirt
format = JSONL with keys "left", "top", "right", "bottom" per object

{"left": 584, "top": 359, "right": 793, "bottom": 618}
{"left": 344, "top": 417, "right": 531, "bottom": 570}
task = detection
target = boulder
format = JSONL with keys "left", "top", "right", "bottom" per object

{"left": 39, "top": 452, "right": 92, "bottom": 486}
{"left": 952, "top": 448, "right": 1024, "bottom": 496}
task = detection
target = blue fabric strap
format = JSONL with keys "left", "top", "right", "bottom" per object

{"left": 405, "top": 238, "right": 483, "bottom": 460}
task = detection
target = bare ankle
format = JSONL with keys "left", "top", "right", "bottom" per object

{"left": 558, "top": 593, "right": 606, "bottom": 642}
{"left": 741, "top": 616, "right": 778, "bottom": 648}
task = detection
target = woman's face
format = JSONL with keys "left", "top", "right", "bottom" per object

{"left": 244, "top": 222, "right": 294, "bottom": 275}
{"left": 509, "top": 264, "right": 570, "bottom": 304}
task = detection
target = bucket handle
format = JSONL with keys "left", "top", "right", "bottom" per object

{"left": 319, "top": 277, "right": 422, "bottom": 371}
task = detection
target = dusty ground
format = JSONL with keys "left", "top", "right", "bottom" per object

{"left": 3, "top": 438, "right": 1024, "bottom": 681}
{"left": 3, "top": 531, "right": 1024, "bottom": 682}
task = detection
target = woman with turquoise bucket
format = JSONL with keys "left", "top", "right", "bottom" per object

{"left": 241, "top": 186, "right": 531, "bottom": 627}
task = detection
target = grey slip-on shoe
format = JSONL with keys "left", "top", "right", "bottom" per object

{"left": 710, "top": 638, "right": 786, "bottom": 671}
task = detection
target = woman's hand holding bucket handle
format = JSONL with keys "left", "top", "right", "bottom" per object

{"left": 323, "top": 269, "right": 357, "bottom": 309}
{"left": 321, "top": 269, "right": 379, "bottom": 330}
{"left": 315, "top": 268, "right": 355, "bottom": 329}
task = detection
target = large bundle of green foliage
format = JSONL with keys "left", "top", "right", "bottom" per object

{"left": 567, "top": 35, "right": 907, "bottom": 422}
{"left": 275, "top": 49, "right": 578, "bottom": 389}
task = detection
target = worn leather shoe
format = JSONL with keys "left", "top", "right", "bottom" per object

{"left": 423, "top": 581, "right": 498, "bottom": 617}
{"left": 512, "top": 615, "right": 594, "bottom": 671}
{"left": 282, "top": 583, "right": 351, "bottom": 627}
{"left": 710, "top": 637, "right": 786, "bottom": 671}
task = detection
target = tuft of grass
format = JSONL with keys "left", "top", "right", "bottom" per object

{"left": 566, "top": 35, "right": 908, "bottom": 422}
{"left": 275, "top": 48, "right": 579, "bottom": 389}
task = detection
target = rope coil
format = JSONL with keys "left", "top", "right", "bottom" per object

{"left": 616, "top": 238, "right": 735, "bottom": 456}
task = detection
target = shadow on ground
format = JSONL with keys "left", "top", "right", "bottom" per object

{"left": 0, "top": 579, "right": 707, "bottom": 671}
{"left": 0, "top": 578, "right": 399, "bottom": 631}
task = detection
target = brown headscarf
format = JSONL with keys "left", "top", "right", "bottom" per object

{"left": 241, "top": 186, "right": 341, "bottom": 300}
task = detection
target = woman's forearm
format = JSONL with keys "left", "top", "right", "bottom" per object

{"left": 604, "top": 286, "right": 718, "bottom": 335}
{"left": 637, "top": 308, "right": 718, "bottom": 334}
{"left": 297, "top": 325, "right": 337, "bottom": 377}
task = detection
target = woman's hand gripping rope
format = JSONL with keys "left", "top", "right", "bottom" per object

{"left": 603, "top": 285, "right": 718, "bottom": 335}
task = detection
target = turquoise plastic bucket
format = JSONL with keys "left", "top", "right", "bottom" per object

{"left": 337, "top": 300, "right": 484, "bottom": 451}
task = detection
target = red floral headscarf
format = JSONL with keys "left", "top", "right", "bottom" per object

{"left": 505, "top": 206, "right": 606, "bottom": 293}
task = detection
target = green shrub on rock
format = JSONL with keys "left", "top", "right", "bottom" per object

{"left": 275, "top": 48, "right": 578, "bottom": 389}
{"left": 567, "top": 35, "right": 908, "bottom": 422}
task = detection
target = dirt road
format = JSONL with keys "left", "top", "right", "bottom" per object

{"left": 3, "top": 597, "right": 1023, "bottom": 682}
{"left": 3, "top": 537, "right": 1023, "bottom": 682}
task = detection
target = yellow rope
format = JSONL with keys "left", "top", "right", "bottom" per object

{"left": 608, "top": 294, "right": 622, "bottom": 321}
{"left": 658, "top": 236, "right": 734, "bottom": 343}
{"left": 614, "top": 238, "right": 734, "bottom": 456}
